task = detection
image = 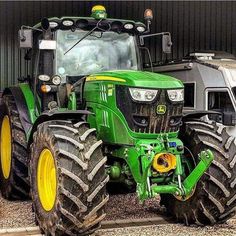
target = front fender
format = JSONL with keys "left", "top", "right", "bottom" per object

{"left": 27, "top": 110, "right": 92, "bottom": 148}
{"left": 182, "top": 110, "right": 221, "bottom": 120}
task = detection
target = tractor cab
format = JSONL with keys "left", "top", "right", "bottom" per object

{"left": 19, "top": 6, "right": 172, "bottom": 112}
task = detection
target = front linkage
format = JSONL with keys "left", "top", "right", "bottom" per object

{"left": 112, "top": 134, "right": 214, "bottom": 202}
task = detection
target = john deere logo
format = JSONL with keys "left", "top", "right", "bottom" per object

{"left": 156, "top": 105, "right": 166, "bottom": 114}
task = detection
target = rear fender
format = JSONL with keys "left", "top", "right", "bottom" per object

{"left": 0, "top": 86, "right": 33, "bottom": 135}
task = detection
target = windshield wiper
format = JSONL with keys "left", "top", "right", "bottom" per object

{"left": 64, "top": 19, "right": 109, "bottom": 55}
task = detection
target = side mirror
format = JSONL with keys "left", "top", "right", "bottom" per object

{"left": 162, "top": 34, "right": 172, "bottom": 54}
{"left": 18, "top": 29, "right": 33, "bottom": 48}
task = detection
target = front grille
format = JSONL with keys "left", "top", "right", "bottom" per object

{"left": 116, "top": 85, "right": 183, "bottom": 134}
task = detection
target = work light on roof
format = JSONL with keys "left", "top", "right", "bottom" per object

{"left": 124, "top": 23, "right": 134, "bottom": 30}
{"left": 49, "top": 21, "right": 59, "bottom": 29}
{"left": 62, "top": 20, "right": 74, "bottom": 27}
{"left": 91, "top": 5, "right": 107, "bottom": 19}
{"left": 136, "top": 26, "right": 146, "bottom": 33}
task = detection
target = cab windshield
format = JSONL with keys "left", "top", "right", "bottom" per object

{"left": 56, "top": 30, "right": 138, "bottom": 79}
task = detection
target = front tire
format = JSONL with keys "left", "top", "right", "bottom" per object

{"left": 161, "top": 120, "right": 236, "bottom": 225}
{"left": 30, "top": 120, "right": 109, "bottom": 235}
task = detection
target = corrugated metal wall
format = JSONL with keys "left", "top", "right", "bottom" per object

{"left": 0, "top": 1, "right": 236, "bottom": 89}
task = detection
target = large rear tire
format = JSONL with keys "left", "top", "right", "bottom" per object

{"left": 0, "top": 94, "right": 29, "bottom": 199}
{"left": 161, "top": 120, "right": 236, "bottom": 225}
{"left": 30, "top": 120, "right": 109, "bottom": 235}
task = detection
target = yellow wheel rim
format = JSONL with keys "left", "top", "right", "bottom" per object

{"left": 37, "top": 149, "right": 57, "bottom": 211}
{"left": 0, "top": 116, "right": 12, "bottom": 179}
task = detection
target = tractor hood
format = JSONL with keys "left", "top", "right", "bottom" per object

{"left": 86, "top": 70, "right": 183, "bottom": 89}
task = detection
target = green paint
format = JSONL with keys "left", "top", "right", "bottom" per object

{"left": 84, "top": 74, "right": 182, "bottom": 144}
{"left": 19, "top": 83, "right": 38, "bottom": 123}
{"left": 87, "top": 70, "right": 183, "bottom": 89}
{"left": 175, "top": 154, "right": 183, "bottom": 176}
{"left": 109, "top": 163, "right": 121, "bottom": 179}
{"left": 151, "top": 185, "right": 182, "bottom": 196}
{"left": 83, "top": 71, "right": 212, "bottom": 200}
{"left": 183, "top": 150, "right": 214, "bottom": 195}
{"left": 68, "top": 92, "right": 77, "bottom": 110}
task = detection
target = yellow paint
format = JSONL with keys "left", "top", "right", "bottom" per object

{"left": 156, "top": 105, "right": 166, "bottom": 114}
{"left": 108, "top": 88, "right": 113, "bottom": 96}
{"left": 37, "top": 149, "right": 57, "bottom": 211}
{"left": 153, "top": 153, "right": 177, "bottom": 173}
{"left": 92, "top": 5, "right": 106, "bottom": 12}
{"left": 0, "top": 116, "right": 12, "bottom": 179}
{"left": 86, "top": 76, "right": 126, "bottom": 83}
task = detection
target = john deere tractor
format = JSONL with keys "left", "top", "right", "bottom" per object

{"left": 0, "top": 5, "right": 236, "bottom": 235}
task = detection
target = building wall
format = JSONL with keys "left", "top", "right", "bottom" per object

{"left": 0, "top": 1, "right": 235, "bottom": 89}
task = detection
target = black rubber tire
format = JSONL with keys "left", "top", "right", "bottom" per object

{"left": 160, "top": 119, "right": 236, "bottom": 225}
{"left": 30, "top": 120, "right": 109, "bottom": 236}
{"left": 0, "top": 94, "right": 30, "bottom": 199}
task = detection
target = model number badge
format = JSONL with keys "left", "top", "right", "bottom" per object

{"left": 156, "top": 105, "right": 166, "bottom": 114}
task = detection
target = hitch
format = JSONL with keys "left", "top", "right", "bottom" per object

{"left": 150, "top": 149, "right": 214, "bottom": 199}
{"left": 182, "top": 149, "right": 214, "bottom": 195}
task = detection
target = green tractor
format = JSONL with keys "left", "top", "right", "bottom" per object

{"left": 1, "top": 5, "right": 236, "bottom": 235}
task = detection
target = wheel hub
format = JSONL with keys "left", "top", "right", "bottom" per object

{"left": 0, "top": 115, "right": 12, "bottom": 179}
{"left": 37, "top": 149, "right": 57, "bottom": 211}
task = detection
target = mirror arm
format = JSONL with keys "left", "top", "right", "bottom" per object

{"left": 140, "top": 32, "right": 171, "bottom": 45}
{"left": 145, "top": 20, "right": 151, "bottom": 33}
{"left": 139, "top": 46, "right": 153, "bottom": 72}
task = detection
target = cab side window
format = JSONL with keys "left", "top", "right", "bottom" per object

{"left": 208, "top": 91, "right": 234, "bottom": 113}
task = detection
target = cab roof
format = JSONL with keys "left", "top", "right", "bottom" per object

{"left": 33, "top": 16, "right": 146, "bottom": 35}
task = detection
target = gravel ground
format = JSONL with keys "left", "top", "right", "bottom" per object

{"left": 105, "top": 193, "right": 163, "bottom": 220}
{"left": 0, "top": 193, "right": 162, "bottom": 228}
{"left": 0, "top": 193, "right": 235, "bottom": 236}
{"left": 0, "top": 198, "right": 35, "bottom": 228}
{"left": 96, "top": 219, "right": 236, "bottom": 236}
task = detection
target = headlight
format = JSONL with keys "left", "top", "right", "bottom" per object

{"left": 129, "top": 88, "right": 158, "bottom": 102}
{"left": 167, "top": 89, "right": 184, "bottom": 102}
{"left": 52, "top": 75, "right": 61, "bottom": 85}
